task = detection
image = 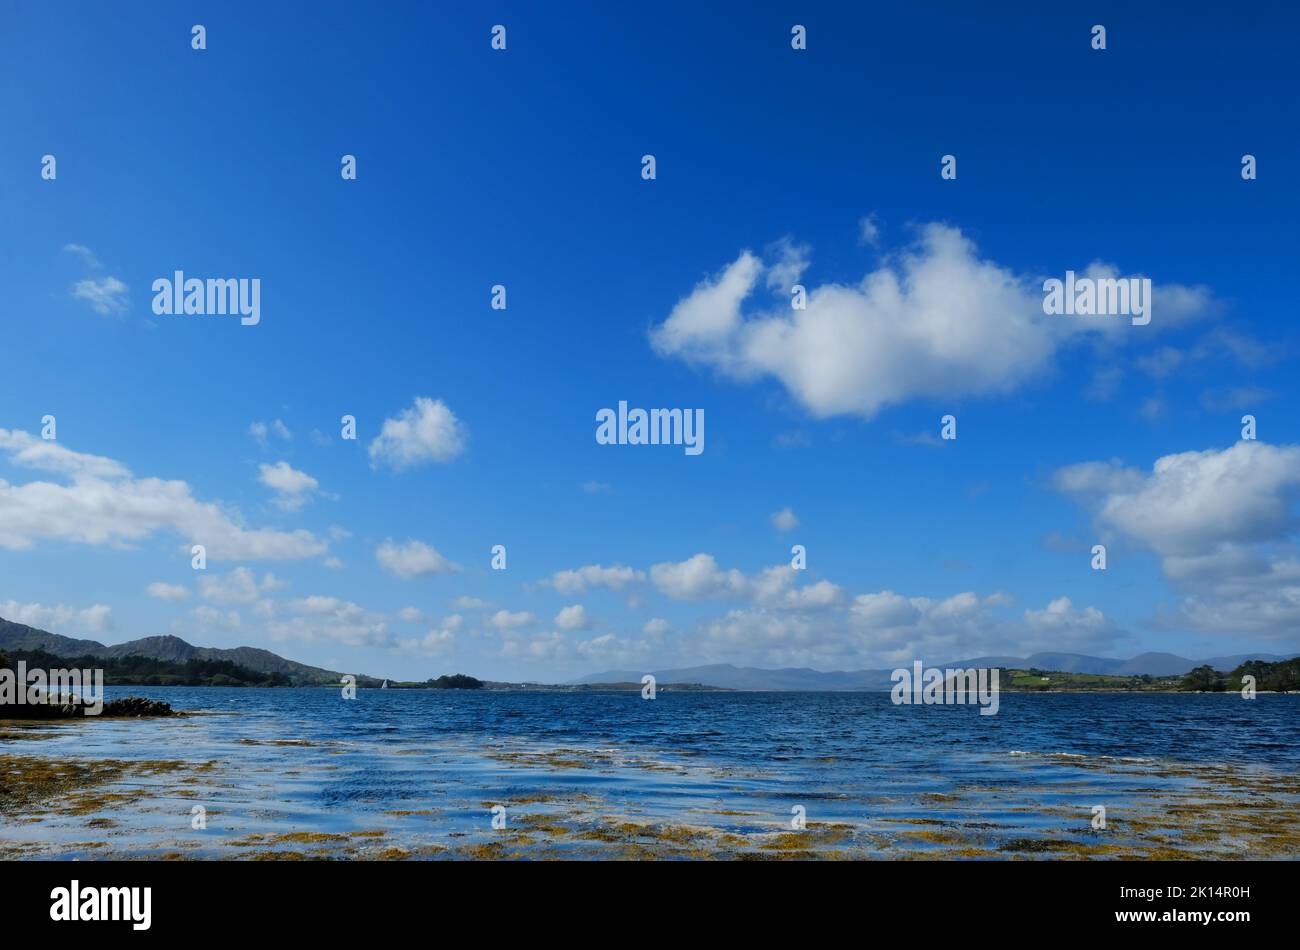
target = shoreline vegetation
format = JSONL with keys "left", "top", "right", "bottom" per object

{"left": 1000, "top": 657, "right": 1300, "bottom": 693}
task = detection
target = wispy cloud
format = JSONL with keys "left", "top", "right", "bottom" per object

{"left": 62, "top": 243, "right": 102, "bottom": 269}
{"left": 249, "top": 419, "right": 293, "bottom": 447}
{"left": 72, "top": 276, "right": 129, "bottom": 316}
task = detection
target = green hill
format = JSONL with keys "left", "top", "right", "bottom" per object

{"left": 0, "top": 617, "right": 376, "bottom": 687}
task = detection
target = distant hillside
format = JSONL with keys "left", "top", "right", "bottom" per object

{"left": 0, "top": 617, "right": 369, "bottom": 686}
{"left": 574, "top": 651, "right": 1299, "bottom": 691}
{"left": 2, "top": 646, "right": 295, "bottom": 688}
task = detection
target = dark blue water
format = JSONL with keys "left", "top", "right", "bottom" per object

{"left": 3, "top": 688, "right": 1296, "bottom": 859}
{"left": 96, "top": 686, "right": 1300, "bottom": 765}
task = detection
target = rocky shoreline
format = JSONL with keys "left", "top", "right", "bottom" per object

{"left": 0, "top": 695, "right": 175, "bottom": 719}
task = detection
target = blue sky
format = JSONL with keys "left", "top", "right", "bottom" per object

{"left": 2, "top": 2, "right": 1298, "bottom": 681}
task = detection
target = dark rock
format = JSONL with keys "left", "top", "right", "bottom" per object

{"left": 0, "top": 694, "right": 174, "bottom": 719}
{"left": 99, "top": 697, "right": 175, "bottom": 718}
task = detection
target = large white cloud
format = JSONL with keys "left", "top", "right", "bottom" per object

{"left": 1055, "top": 440, "right": 1300, "bottom": 639}
{"left": 0, "top": 428, "right": 327, "bottom": 560}
{"left": 651, "top": 224, "right": 1213, "bottom": 418}
{"left": 1056, "top": 441, "right": 1300, "bottom": 558}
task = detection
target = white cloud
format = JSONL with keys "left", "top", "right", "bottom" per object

{"left": 0, "top": 600, "right": 113, "bottom": 634}
{"left": 401, "top": 624, "right": 458, "bottom": 657}
{"left": 190, "top": 605, "right": 242, "bottom": 633}
{"left": 643, "top": 617, "right": 671, "bottom": 637}
{"left": 643, "top": 554, "right": 839, "bottom": 609}
{"left": 554, "top": 604, "right": 589, "bottom": 630}
{"left": 490, "top": 609, "right": 534, "bottom": 630}
{"left": 751, "top": 566, "right": 843, "bottom": 609}
{"left": 845, "top": 589, "right": 1118, "bottom": 662}
{"left": 375, "top": 539, "right": 459, "bottom": 579}
{"left": 398, "top": 607, "right": 426, "bottom": 623}
{"left": 0, "top": 428, "right": 128, "bottom": 479}
{"left": 285, "top": 595, "right": 361, "bottom": 617}
{"left": 574, "top": 633, "right": 653, "bottom": 666}
{"left": 451, "top": 596, "right": 492, "bottom": 610}
{"left": 62, "top": 243, "right": 102, "bottom": 269}
{"left": 269, "top": 600, "right": 391, "bottom": 648}
{"left": 200, "top": 568, "right": 282, "bottom": 606}
{"left": 650, "top": 224, "right": 1214, "bottom": 419}
{"left": 1055, "top": 442, "right": 1300, "bottom": 560}
{"left": 0, "top": 429, "right": 327, "bottom": 560}
{"left": 548, "top": 563, "right": 644, "bottom": 595}
{"left": 368, "top": 397, "right": 467, "bottom": 470}
{"left": 1056, "top": 440, "right": 1300, "bottom": 639}
{"left": 146, "top": 582, "right": 190, "bottom": 601}
{"left": 858, "top": 214, "right": 881, "bottom": 247}
{"left": 1200, "top": 386, "right": 1273, "bottom": 412}
{"left": 258, "top": 461, "right": 320, "bottom": 511}
{"left": 764, "top": 237, "right": 810, "bottom": 292}
{"left": 769, "top": 507, "right": 798, "bottom": 532}
{"left": 650, "top": 553, "right": 747, "bottom": 600}
{"left": 73, "top": 276, "right": 128, "bottom": 315}
{"left": 1051, "top": 458, "right": 1147, "bottom": 497}
{"left": 249, "top": 419, "right": 292, "bottom": 447}
{"left": 690, "top": 588, "right": 1114, "bottom": 668}
{"left": 500, "top": 631, "right": 568, "bottom": 661}
{"left": 1023, "top": 596, "right": 1112, "bottom": 639}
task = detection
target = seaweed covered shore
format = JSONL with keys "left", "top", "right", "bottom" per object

{"left": 2, "top": 722, "right": 1298, "bottom": 861}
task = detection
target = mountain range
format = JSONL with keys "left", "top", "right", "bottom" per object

{"left": 4, "top": 615, "right": 1293, "bottom": 691}
{"left": 0, "top": 616, "right": 354, "bottom": 686}
{"left": 573, "top": 651, "right": 1298, "bottom": 691}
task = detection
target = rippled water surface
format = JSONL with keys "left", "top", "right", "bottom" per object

{"left": 3, "top": 688, "right": 1297, "bottom": 859}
